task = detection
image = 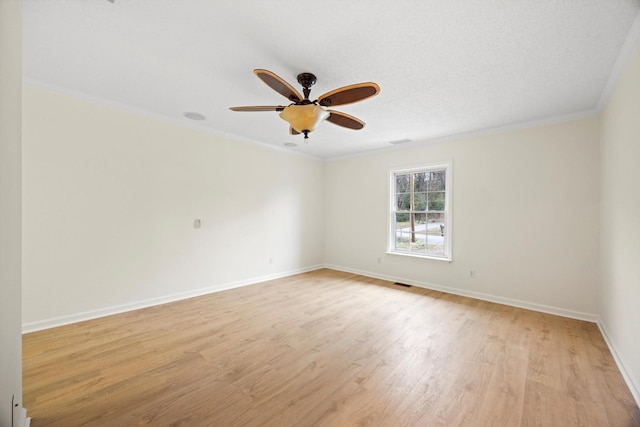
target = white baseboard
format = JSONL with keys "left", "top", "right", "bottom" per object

{"left": 22, "top": 265, "right": 323, "bottom": 334}
{"left": 23, "top": 263, "right": 596, "bottom": 333}
{"left": 325, "top": 264, "right": 598, "bottom": 322}
{"left": 596, "top": 319, "right": 640, "bottom": 408}
{"left": 14, "top": 407, "right": 29, "bottom": 427}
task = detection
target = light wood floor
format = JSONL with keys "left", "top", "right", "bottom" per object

{"left": 23, "top": 269, "right": 639, "bottom": 426}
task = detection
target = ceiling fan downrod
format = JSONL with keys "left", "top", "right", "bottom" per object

{"left": 297, "top": 72, "right": 317, "bottom": 100}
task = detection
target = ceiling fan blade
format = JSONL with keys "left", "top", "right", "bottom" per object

{"left": 229, "top": 105, "right": 285, "bottom": 112}
{"left": 326, "top": 110, "right": 365, "bottom": 130}
{"left": 318, "top": 82, "right": 380, "bottom": 107}
{"left": 289, "top": 127, "right": 300, "bottom": 135}
{"left": 254, "top": 69, "right": 303, "bottom": 102}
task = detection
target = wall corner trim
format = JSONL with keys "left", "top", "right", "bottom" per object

{"left": 597, "top": 10, "right": 640, "bottom": 111}
{"left": 596, "top": 318, "right": 640, "bottom": 408}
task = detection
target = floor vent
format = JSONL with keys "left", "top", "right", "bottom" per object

{"left": 394, "top": 282, "right": 412, "bottom": 288}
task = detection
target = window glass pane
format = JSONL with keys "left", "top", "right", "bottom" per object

{"left": 395, "top": 174, "right": 410, "bottom": 193}
{"left": 427, "top": 192, "right": 445, "bottom": 211}
{"left": 413, "top": 192, "right": 427, "bottom": 211}
{"left": 426, "top": 212, "right": 445, "bottom": 255}
{"left": 395, "top": 193, "right": 411, "bottom": 211}
{"left": 413, "top": 172, "right": 428, "bottom": 192}
{"left": 395, "top": 232, "right": 410, "bottom": 251}
{"left": 427, "top": 170, "right": 446, "bottom": 191}
{"left": 395, "top": 212, "right": 410, "bottom": 226}
{"left": 426, "top": 235, "right": 445, "bottom": 255}
{"left": 394, "top": 214, "right": 409, "bottom": 252}
{"left": 414, "top": 212, "right": 426, "bottom": 226}
{"left": 410, "top": 213, "right": 426, "bottom": 254}
{"left": 427, "top": 213, "right": 444, "bottom": 234}
{"left": 410, "top": 238, "right": 426, "bottom": 254}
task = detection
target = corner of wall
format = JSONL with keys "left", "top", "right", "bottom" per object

{"left": 597, "top": 10, "right": 640, "bottom": 111}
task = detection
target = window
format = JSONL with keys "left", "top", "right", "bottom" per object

{"left": 389, "top": 163, "right": 451, "bottom": 260}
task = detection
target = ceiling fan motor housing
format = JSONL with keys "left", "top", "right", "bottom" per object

{"left": 297, "top": 73, "right": 317, "bottom": 89}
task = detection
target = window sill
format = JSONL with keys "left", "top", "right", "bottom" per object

{"left": 385, "top": 251, "right": 452, "bottom": 262}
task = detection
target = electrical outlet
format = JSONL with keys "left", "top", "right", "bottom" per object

{"left": 268, "top": 257, "right": 273, "bottom": 264}
{"left": 468, "top": 270, "right": 476, "bottom": 279}
{"left": 377, "top": 257, "right": 382, "bottom": 264}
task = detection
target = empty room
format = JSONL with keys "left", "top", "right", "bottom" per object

{"left": 2, "top": 1, "right": 640, "bottom": 426}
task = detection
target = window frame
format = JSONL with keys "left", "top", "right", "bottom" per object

{"left": 387, "top": 162, "right": 452, "bottom": 261}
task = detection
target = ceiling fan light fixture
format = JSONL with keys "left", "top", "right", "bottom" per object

{"left": 279, "top": 104, "right": 329, "bottom": 134}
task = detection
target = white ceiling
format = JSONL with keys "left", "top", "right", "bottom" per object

{"left": 23, "top": 0, "right": 640, "bottom": 159}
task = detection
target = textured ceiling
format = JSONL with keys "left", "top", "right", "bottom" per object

{"left": 23, "top": 1, "right": 640, "bottom": 159}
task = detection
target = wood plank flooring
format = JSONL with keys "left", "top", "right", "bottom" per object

{"left": 23, "top": 269, "right": 640, "bottom": 426}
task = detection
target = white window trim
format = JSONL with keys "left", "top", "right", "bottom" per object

{"left": 387, "top": 161, "right": 453, "bottom": 262}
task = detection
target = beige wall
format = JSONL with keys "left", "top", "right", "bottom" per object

{"left": 0, "top": 0, "right": 24, "bottom": 424}
{"left": 24, "top": 89, "right": 603, "bottom": 326}
{"left": 22, "top": 86, "right": 325, "bottom": 330}
{"left": 599, "top": 42, "right": 640, "bottom": 403}
{"left": 325, "top": 117, "right": 601, "bottom": 318}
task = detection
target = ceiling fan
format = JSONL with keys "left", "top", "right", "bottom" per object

{"left": 229, "top": 69, "right": 380, "bottom": 140}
